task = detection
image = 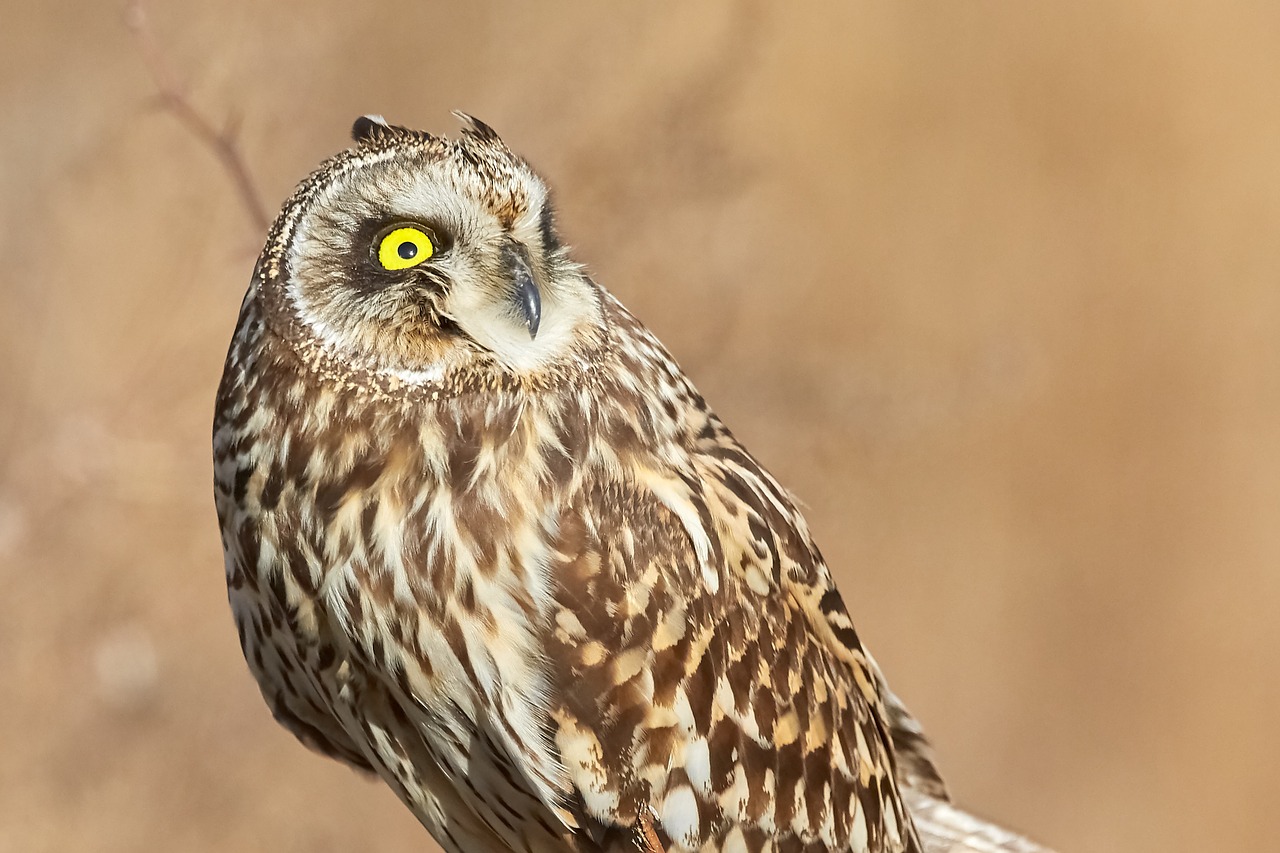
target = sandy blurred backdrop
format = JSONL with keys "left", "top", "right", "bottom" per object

{"left": 2, "top": 1, "right": 1279, "bottom": 851}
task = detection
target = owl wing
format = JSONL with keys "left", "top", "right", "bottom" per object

{"left": 545, "top": 426, "right": 924, "bottom": 852}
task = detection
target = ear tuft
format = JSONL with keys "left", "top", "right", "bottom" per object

{"left": 352, "top": 114, "right": 392, "bottom": 144}
{"left": 351, "top": 115, "right": 435, "bottom": 147}
{"left": 452, "top": 111, "right": 504, "bottom": 145}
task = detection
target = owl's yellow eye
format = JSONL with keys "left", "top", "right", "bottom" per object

{"left": 377, "top": 226, "right": 434, "bottom": 270}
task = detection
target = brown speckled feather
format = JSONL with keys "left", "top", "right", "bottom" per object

{"left": 213, "top": 116, "right": 1049, "bottom": 853}
{"left": 537, "top": 299, "right": 920, "bottom": 853}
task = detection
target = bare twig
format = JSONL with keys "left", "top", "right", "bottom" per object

{"left": 124, "top": 1, "right": 270, "bottom": 232}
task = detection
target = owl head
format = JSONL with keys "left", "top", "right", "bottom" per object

{"left": 255, "top": 114, "right": 603, "bottom": 387}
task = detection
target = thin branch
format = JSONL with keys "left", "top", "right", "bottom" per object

{"left": 124, "top": 1, "right": 270, "bottom": 232}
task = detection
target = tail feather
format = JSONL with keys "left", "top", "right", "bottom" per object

{"left": 905, "top": 790, "right": 1053, "bottom": 853}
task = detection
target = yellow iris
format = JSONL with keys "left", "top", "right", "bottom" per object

{"left": 377, "top": 226, "right": 434, "bottom": 270}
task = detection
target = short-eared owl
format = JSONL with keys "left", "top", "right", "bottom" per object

{"left": 213, "top": 115, "right": 1047, "bottom": 853}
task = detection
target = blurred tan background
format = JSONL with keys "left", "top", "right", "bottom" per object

{"left": 3, "top": 1, "right": 1278, "bottom": 851}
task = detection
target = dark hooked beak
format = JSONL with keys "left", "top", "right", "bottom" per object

{"left": 503, "top": 241, "right": 541, "bottom": 338}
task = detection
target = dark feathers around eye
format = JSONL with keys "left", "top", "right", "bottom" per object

{"left": 342, "top": 217, "right": 452, "bottom": 295}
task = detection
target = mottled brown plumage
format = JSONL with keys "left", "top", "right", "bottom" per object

{"left": 213, "top": 115, "right": 1048, "bottom": 853}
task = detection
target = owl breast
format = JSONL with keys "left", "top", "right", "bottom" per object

{"left": 213, "top": 301, "right": 584, "bottom": 852}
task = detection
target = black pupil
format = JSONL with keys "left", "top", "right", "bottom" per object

{"left": 397, "top": 240, "right": 418, "bottom": 260}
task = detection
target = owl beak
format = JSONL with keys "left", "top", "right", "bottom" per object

{"left": 505, "top": 242, "right": 541, "bottom": 338}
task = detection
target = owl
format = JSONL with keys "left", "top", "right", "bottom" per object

{"left": 213, "top": 115, "right": 1048, "bottom": 853}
